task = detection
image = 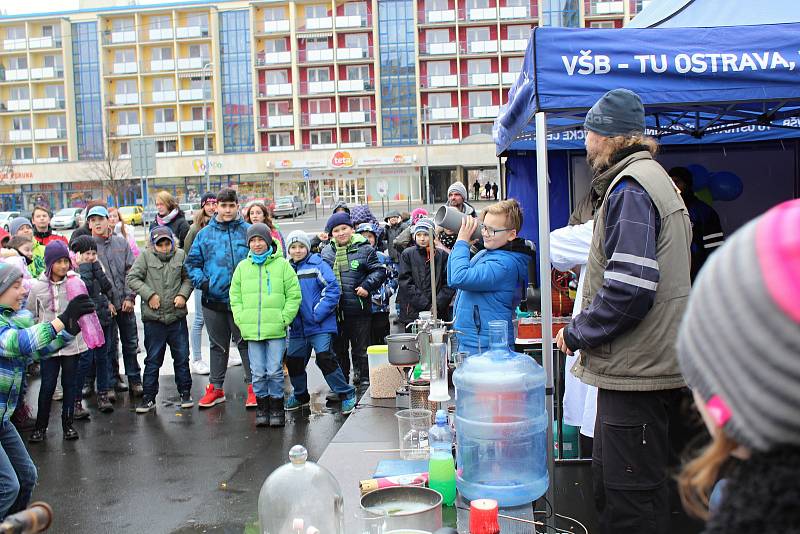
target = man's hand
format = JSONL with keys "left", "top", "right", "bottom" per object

{"left": 148, "top": 294, "right": 160, "bottom": 310}
{"left": 457, "top": 216, "right": 478, "bottom": 243}
{"left": 355, "top": 287, "right": 369, "bottom": 298}
{"left": 108, "top": 303, "right": 116, "bottom": 316}
{"left": 174, "top": 295, "right": 186, "bottom": 309}
{"left": 122, "top": 299, "right": 135, "bottom": 313}
{"left": 556, "top": 327, "right": 573, "bottom": 356}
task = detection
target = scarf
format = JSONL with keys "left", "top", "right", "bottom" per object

{"left": 156, "top": 208, "right": 179, "bottom": 227}
{"left": 333, "top": 240, "right": 350, "bottom": 287}
{"left": 155, "top": 249, "right": 175, "bottom": 263}
{"left": 250, "top": 246, "right": 272, "bottom": 265}
{"left": 34, "top": 228, "right": 52, "bottom": 240}
{"left": 438, "top": 231, "right": 457, "bottom": 250}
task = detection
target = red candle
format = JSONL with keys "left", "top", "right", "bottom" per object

{"left": 469, "top": 499, "right": 500, "bottom": 534}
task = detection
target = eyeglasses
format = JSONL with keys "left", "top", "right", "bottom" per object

{"left": 480, "top": 224, "right": 514, "bottom": 237}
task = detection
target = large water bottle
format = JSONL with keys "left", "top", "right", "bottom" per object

{"left": 65, "top": 275, "right": 105, "bottom": 349}
{"left": 428, "top": 409, "right": 456, "bottom": 506}
{"left": 453, "top": 320, "right": 548, "bottom": 506}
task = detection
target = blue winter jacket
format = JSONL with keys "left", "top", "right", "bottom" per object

{"left": 321, "top": 235, "right": 386, "bottom": 316}
{"left": 448, "top": 238, "right": 535, "bottom": 354}
{"left": 371, "top": 251, "right": 398, "bottom": 314}
{"left": 185, "top": 215, "right": 251, "bottom": 309}
{"left": 289, "top": 253, "right": 341, "bottom": 338}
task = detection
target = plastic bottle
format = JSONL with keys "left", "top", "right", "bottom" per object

{"left": 428, "top": 409, "right": 456, "bottom": 506}
{"left": 64, "top": 275, "right": 105, "bottom": 349}
{"left": 453, "top": 320, "right": 548, "bottom": 506}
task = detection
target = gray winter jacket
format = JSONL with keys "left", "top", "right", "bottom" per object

{"left": 94, "top": 233, "right": 135, "bottom": 308}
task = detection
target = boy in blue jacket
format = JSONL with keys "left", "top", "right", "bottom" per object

{"left": 448, "top": 199, "right": 535, "bottom": 355}
{"left": 355, "top": 223, "right": 398, "bottom": 345}
{"left": 283, "top": 231, "right": 357, "bottom": 414}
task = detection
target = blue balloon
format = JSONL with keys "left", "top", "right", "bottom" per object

{"left": 686, "top": 164, "right": 710, "bottom": 190}
{"left": 709, "top": 171, "right": 743, "bottom": 201}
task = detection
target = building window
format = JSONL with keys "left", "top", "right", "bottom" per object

{"left": 428, "top": 93, "right": 451, "bottom": 108}
{"left": 46, "top": 115, "right": 66, "bottom": 130}
{"left": 49, "top": 145, "right": 68, "bottom": 159}
{"left": 150, "top": 15, "right": 171, "bottom": 29}
{"left": 306, "top": 5, "right": 329, "bottom": 18}
{"left": 119, "top": 141, "right": 129, "bottom": 156}
{"left": 590, "top": 21, "right": 616, "bottom": 28}
{"left": 306, "top": 37, "right": 329, "bottom": 50}
{"left": 186, "top": 13, "right": 209, "bottom": 29}
{"left": 426, "top": 0, "right": 448, "bottom": 11}
{"left": 9, "top": 56, "right": 27, "bottom": 70}
{"left": 269, "top": 132, "right": 291, "bottom": 147}
{"left": 219, "top": 10, "right": 255, "bottom": 153}
{"left": 155, "top": 108, "right": 176, "bottom": 123}
{"left": 468, "top": 91, "right": 492, "bottom": 107}
{"left": 469, "top": 123, "right": 492, "bottom": 135}
{"left": 468, "top": 0, "right": 490, "bottom": 8}
{"left": 427, "top": 61, "right": 451, "bottom": 76}
{"left": 6, "top": 26, "right": 25, "bottom": 40}
{"left": 188, "top": 44, "right": 210, "bottom": 60}
{"left": 309, "top": 99, "right": 332, "bottom": 113}
{"left": 268, "top": 101, "right": 291, "bottom": 116}
{"left": 347, "top": 96, "right": 370, "bottom": 111}
{"left": 467, "top": 59, "right": 491, "bottom": 74}
{"left": 344, "top": 2, "right": 368, "bottom": 16}
{"left": 466, "top": 27, "right": 490, "bottom": 43}
{"left": 153, "top": 47, "right": 173, "bottom": 60}
{"left": 264, "top": 38, "right": 287, "bottom": 53}
{"left": 14, "top": 147, "right": 33, "bottom": 160}
{"left": 45, "top": 84, "right": 65, "bottom": 100}
{"left": 153, "top": 77, "right": 174, "bottom": 91}
{"left": 346, "top": 65, "right": 369, "bottom": 81}
{"left": 426, "top": 29, "right": 450, "bottom": 45}
{"left": 193, "top": 137, "right": 213, "bottom": 151}
{"left": 541, "top": 0, "right": 580, "bottom": 27}
{"left": 10, "top": 87, "right": 29, "bottom": 100}
{"left": 118, "top": 111, "right": 138, "bottom": 125}
{"left": 349, "top": 128, "right": 372, "bottom": 144}
{"left": 112, "top": 18, "right": 134, "bottom": 32}
{"left": 378, "top": 0, "right": 418, "bottom": 145}
{"left": 156, "top": 140, "right": 177, "bottom": 153}
{"left": 344, "top": 33, "right": 368, "bottom": 49}
{"left": 507, "top": 25, "right": 531, "bottom": 40}
{"left": 42, "top": 25, "right": 61, "bottom": 39}
{"left": 266, "top": 70, "right": 289, "bottom": 84}
{"left": 191, "top": 106, "right": 207, "bottom": 120}
{"left": 12, "top": 117, "right": 31, "bottom": 130}
{"left": 507, "top": 57, "right": 524, "bottom": 73}
{"left": 310, "top": 130, "right": 333, "bottom": 145}
{"left": 264, "top": 7, "right": 286, "bottom": 21}
{"left": 114, "top": 49, "right": 135, "bottom": 63}
{"left": 429, "top": 125, "right": 453, "bottom": 141}
{"left": 308, "top": 67, "right": 330, "bottom": 82}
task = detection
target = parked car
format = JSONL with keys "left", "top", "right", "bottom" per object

{"left": 179, "top": 203, "right": 200, "bottom": 221}
{"left": 0, "top": 211, "right": 20, "bottom": 232}
{"left": 118, "top": 206, "right": 143, "bottom": 226}
{"left": 51, "top": 208, "right": 82, "bottom": 230}
{"left": 142, "top": 206, "right": 158, "bottom": 227}
{"left": 272, "top": 196, "right": 306, "bottom": 218}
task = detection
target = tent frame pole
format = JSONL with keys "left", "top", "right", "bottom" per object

{"left": 535, "top": 111, "right": 556, "bottom": 532}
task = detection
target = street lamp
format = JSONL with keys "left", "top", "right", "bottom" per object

{"left": 202, "top": 62, "right": 213, "bottom": 193}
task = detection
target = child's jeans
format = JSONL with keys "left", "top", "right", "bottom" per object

{"left": 287, "top": 333, "right": 354, "bottom": 402}
{"left": 75, "top": 323, "right": 113, "bottom": 400}
{"left": 36, "top": 353, "right": 79, "bottom": 429}
{"left": 248, "top": 339, "right": 286, "bottom": 399}
{"left": 142, "top": 319, "right": 192, "bottom": 399}
{"left": 190, "top": 289, "right": 205, "bottom": 362}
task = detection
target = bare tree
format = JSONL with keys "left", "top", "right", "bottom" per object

{"left": 85, "top": 125, "right": 133, "bottom": 207}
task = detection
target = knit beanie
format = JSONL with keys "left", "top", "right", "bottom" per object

{"left": 413, "top": 218, "right": 435, "bottom": 236}
{"left": 9, "top": 217, "right": 32, "bottom": 236}
{"left": 149, "top": 225, "right": 174, "bottom": 247}
{"left": 384, "top": 210, "right": 401, "bottom": 223}
{"left": 246, "top": 223, "right": 274, "bottom": 249}
{"left": 285, "top": 230, "right": 311, "bottom": 251}
{"left": 447, "top": 181, "right": 468, "bottom": 200}
{"left": 584, "top": 88, "right": 645, "bottom": 138}
{"left": 44, "top": 240, "right": 70, "bottom": 274}
{"left": 355, "top": 222, "right": 377, "bottom": 236}
{"left": 200, "top": 192, "right": 217, "bottom": 207}
{"left": 69, "top": 235, "right": 97, "bottom": 254}
{"left": 410, "top": 208, "right": 429, "bottom": 224}
{"left": 0, "top": 262, "right": 23, "bottom": 296}
{"left": 325, "top": 211, "right": 353, "bottom": 234}
{"left": 677, "top": 199, "right": 800, "bottom": 452}
{"left": 332, "top": 200, "right": 350, "bottom": 214}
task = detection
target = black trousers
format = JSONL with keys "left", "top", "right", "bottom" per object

{"left": 370, "top": 312, "right": 390, "bottom": 346}
{"left": 592, "top": 388, "right": 685, "bottom": 534}
{"left": 334, "top": 314, "right": 371, "bottom": 382}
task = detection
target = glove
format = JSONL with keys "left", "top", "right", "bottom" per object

{"left": 58, "top": 294, "right": 96, "bottom": 336}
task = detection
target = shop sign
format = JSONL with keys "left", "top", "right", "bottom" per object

{"left": 357, "top": 154, "right": 416, "bottom": 166}
{"left": 276, "top": 159, "right": 326, "bottom": 170}
{"left": 192, "top": 159, "right": 224, "bottom": 173}
{"left": 0, "top": 170, "right": 33, "bottom": 183}
{"left": 330, "top": 150, "right": 355, "bottom": 168}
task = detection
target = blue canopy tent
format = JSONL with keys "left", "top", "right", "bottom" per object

{"left": 493, "top": 2, "right": 800, "bottom": 518}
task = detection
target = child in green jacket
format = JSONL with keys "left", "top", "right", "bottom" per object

{"left": 230, "top": 223, "right": 301, "bottom": 428}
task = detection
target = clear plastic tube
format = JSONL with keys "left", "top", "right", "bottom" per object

{"left": 428, "top": 342, "right": 450, "bottom": 402}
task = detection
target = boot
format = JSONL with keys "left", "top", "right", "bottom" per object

{"left": 269, "top": 397, "right": 285, "bottom": 428}
{"left": 11, "top": 401, "right": 35, "bottom": 432}
{"left": 255, "top": 397, "right": 269, "bottom": 427}
{"left": 29, "top": 427, "right": 47, "bottom": 443}
{"left": 62, "top": 415, "right": 79, "bottom": 441}
{"left": 74, "top": 400, "right": 90, "bottom": 420}
{"left": 97, "top": 392, "right": 114, "bottom": 413}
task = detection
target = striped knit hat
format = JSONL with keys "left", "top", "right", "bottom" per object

{"left": 677, "top": 199, "right": 800, "bottom": 452}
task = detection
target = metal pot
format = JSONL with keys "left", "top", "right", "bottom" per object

{"left": 360, "top": 486, "right": 443, "bottom": 532}
{"left": 387, "top": 333, "right": 420, "bottom": 366}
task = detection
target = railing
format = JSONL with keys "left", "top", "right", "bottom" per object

{"left": 420, "top": 74, "right": 458, "bottom": 88}
{"left": 461, "top": 104, "right": 500, "bottom": 119}
{"left": 425, "top": 106, "right": 459, "bottom": 121}
{"left": 111, "top": 124, "right": 141, "bottom": 137}
{"left": 7, "top": 129, "right": 32, "bottom": 142}
{"left": 462, "top": 72, "right": 500, "bottom": 86}
{"left": 430, "top": 137, "right": 460, "bottom": 145}
{"left": 146, "top": 59, "right": 176, "bottom": 72}
{"left": 175, "top": 26, "right": 210, "bottom": 39}
{"left": 337, "top": 78, "right": 375, "bottom": 92}
{"left": 177, "top": 57, "right": 208, "bottom": 70}
{"left": 4, "top": 99, "right": 31, "bottom": 111}
{"left": 31, "top": 97, "right": 66, "bottom": 110}
{"left": 258, "top": 115, "right": 294, "bottom": 129}
{"left": 501, "top": 71, "right": 518, "bottom": 85}
{"left": 142, "top": 90, "right": 177, "bottom": 104}
{"left": 28, "top": 36, "right": 62, "bottom": 49}
{"left": 264, "top": 144, "right": 295, "bottom": 152}
{"left": 297, "top": 48, "right": 334, "bottom": 63}
{"left": 300, "top": 112, "right": 337, "bottom": 126}
{"left": 336, "top": 45, "right": 373, "bottom": 61}
{"left": 302, "top": 17, "right": 334, "bottom": 31}
{"left": 178, "top": 88, "right": 211, "bottom": 101}
{"left": 111, "top": 93, "right": 140, "bottom": 106}
{"left": 339, "top": 138, "right": 377, "bottom": 148}
{"left": 103, "top": 30, "right": 137, "bottom": 45}
{"left": 419, "top": 41, "right": 458, "bottom": 56}
{"left": 1, "top": 69, "right": 30, "bottom": 81}
{"left": 339, "top": 109, "right": 375, "bottom": 124}
{"left": 588, "top": 0, "right": 624, "bottom": 15}
{"left": 257, "top": 83, "right": 293, "bottom": 97}
{"left": 140, "top": 27, "right": 174, "bottom": 42}
{"left": 30, "top": 67, "right": 64, "bottom": 80}
{"left": 335, "top": 14, "right": 370, "bottom": 28}
{"left": 110, "top": 62, "right": 138, "bottom": 75}
{"left": 33, "top": 127, "right": 67, "bottom": 140}
{"left": 260, "top": 20, "right": 291, "bottom": 34}
{"left": 460, "top": 39, "right": 498, "bottom": 54}
{"left": 458, "top": 7, "right": 498, "bottom": 21}
{"left": 499, "top": 38, "right": 528, "bottom": 52}
{"left": 179, "top": 119, "right": 213, "bottom": 132}
{"left": 148, "top": 122, "right": 179, "bottom": 135}
{"left": 299, "top": 80, "right": 335, "bottom": 95}
{"left": 2, "top": 38, "right": 28, "bottom": 52}
{"left": 302, "top": 142, "right": 338, "bottom": 150}
{"left": 256, "top": 51, "right": 292, "bottom": 66}
{"left": 417, "top": 9, "right": 457, "bottom": 24}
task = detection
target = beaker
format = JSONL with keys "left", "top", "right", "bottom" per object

{"left": 395, "top": 408, "right": 432, "bottom": 460}
{"left": 428, "top": 342, "right": 450, "bottom": 402}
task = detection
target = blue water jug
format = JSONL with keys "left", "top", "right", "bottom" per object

{"left": 453, "top": 320, "right": 548, "bottom": 506}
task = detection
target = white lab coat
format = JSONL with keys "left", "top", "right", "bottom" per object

{"left": 550, "top": 220, "right": 598, "bottom": 438}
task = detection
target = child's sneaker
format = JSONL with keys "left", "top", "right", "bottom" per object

{"left": 198, "top": 384, "right": 225, "bottom": 408}
{"left": 342, "top": 393, "right": 357, "bottom": 415}
{"left": 179, "top": 392, "right": 194, "bottom": 409}
{"left": 97, "top": 392, "right": 114, "bottom": 413}
{"left": 136, "top": 397, "right": 157, "bottom": 414}
{"left": 284, "top": 394, "right": 309, "bottom": 411}
{"left": 74, "top": 400, "right": 90, "bottom": 420}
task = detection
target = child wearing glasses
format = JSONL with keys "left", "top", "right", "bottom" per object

{"left": 448, "top": 199, "right": 535, "bottom": 355}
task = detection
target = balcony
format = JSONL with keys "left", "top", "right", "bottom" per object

{"left": 178, "top": 88, "right": 210, "bottom": 101}
{"left": 29, "top": 36, "right": 61, "bottom": 49}
{"left": 500, "top": 39, "right": 528, "bottom": 52}
{"left": 113, "top": 93, "right": 139, "bottom": 105}
{"left": 2, "top": 39, "right": 27, "bottom": 51}
{"left": 464, "top": 7, "right": 498, "bottom": 20}
{"left": 420, "top": 42, "right": 458, "bottom": 56}
{"left": 146, "top": 90, "right": 177, "bottom": 103}
{"left": 501, "top": 71, "right": 518, "bottom": 85}
{"left": 33, "top": 128, "right": 66, "bottom": 140}
{"left": 176, "top": 26, "right": 209, "bottom": 39}
{"left": 338, "top": 78, "right": 374, "bottom": 92}
{"left": 36, "top": 157, "right": 65, "bottom": 163}
{"left": 464, "top": 72, "right": 499, "bottom": 86}
{"left": 336, "top": 46, "right": 372, "bottom": 61}
{"left": 256, "top": 51, "right": 292, "bottom": 66}
{"left": 590, "top": 1, "right": 624, "bottom": 15}
{"left": 6, "top": 99, "right": 31, "bottom": 111}
{"left": 114, "top": 124, "right": 141, "bottom": 136}
{"left": 298, "top": 49, "right": 334, "bottom": 62}
{"left": 463, "top": 40, "right": 498, "bottom": 54}
{"left": 260, "top": 115, "right": 294, "bottom": 128}
{"left": 267, "top": 144, "right": 295, "bottom": 152}
{"left": 430, "top": 137, "right": 459, "bottom": 145}
{"left": 177, "top": 57, "right": 207, "bottom": 70}
{"left": 9, "top": 129, "right": 32, "bottom": 142}
{"left": 109, "top": 30, "right": 137, "bottom": 44}
{"left": 112, "top": 62, "right": 138, "bottom": 75}
{"left": 150, "top": 59, "right": 176, "bottom": 71}
{"left": 180, "top": 119, "right": 212, "bottom": 132}
{"left": 427, "top": 107, "right": 459, "bottom": 120}
{"left": 11, "top": 158, "right": 34, "bottom": 164}
{"left": 419, "top": 9, "right": 457, "bottom": 23}
{"left": 258, "top": 83, "right": 292, "bottom": 97}
{"left": 3, "top": 69, "right": 29, "bottom": 81}
{"left": 335, "top": 15, "right": 369, "bottom": 28}
{"left": 305, "top": 17, "right": 333, "bottom": 30}
{"left": 153, "top": 121, "right": 179, "bottom": 134}
{"left": 30, "top": 67, "right": 63, "bottom": 80}
{"left": 301, "top": 112, "right": 337, "bottom": 126}
{"left": 32, "top": 98, "right": 65, "bottom": 110}
{"left": 263, "top": 20, "right": 291, "bottom": 33}
{"left": 304, "top": 142, "right": 337, "bottom": 150}
{"left": 339, "top": 110, "right": 375, "bottom": 124}
{"left": 464, "top": 104, "right": 500, "bottom": 119}
{"left": 301, "top": 80, "right": 335, "bottom": 95}
{"left": 147, "top": 28, "right": 174, "bottom": 41}
{"left": 499, "top": 5, "right": 531, "bottom": 19}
